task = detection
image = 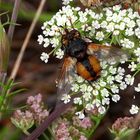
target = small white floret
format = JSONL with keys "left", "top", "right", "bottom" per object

{"left": 130, "top": 105, "right": 139, "bottom": 115}
{"left": 40, "top": 52, "right": 49, "bottom": 63}
{"left": 135, "top": 83, "right": 140, "bottom": 92}
{"left": 61, "top": 94, "right": 71, "bottom": 104}
{"left": 112, "top": 94, "right": 120, "bottom": 103}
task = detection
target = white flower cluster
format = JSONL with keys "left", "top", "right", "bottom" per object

{"left": 62, "top": 0, "right": 73, "bottom": 5}
{"left": 37, "top": 5, "right": 81, "bottom": 62}
{"left": 38, "top": 3, "right": 140, "bottom": 118}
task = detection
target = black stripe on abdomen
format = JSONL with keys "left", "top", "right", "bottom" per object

{"left": 81, "top": 58, "right": 96, "bottom": 78}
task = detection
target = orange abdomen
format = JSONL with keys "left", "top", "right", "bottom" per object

{"left": 76, "top": 56, "right": 101, "bottom": 81}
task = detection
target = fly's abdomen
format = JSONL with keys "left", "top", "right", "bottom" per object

{"left": 76, "top": 56, "right": 101, "bottom": 81}
{"left": 88, "top": 56, "right": 101, "bottom": 78}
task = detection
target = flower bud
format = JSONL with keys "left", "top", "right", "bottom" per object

{"left": 11, "top": 110, "right": 34, "bottom": 134}
{"left": 0, "top": 22, "right": 10, "bottom": 73}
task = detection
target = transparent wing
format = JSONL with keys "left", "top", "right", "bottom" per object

{"left": 56, "top": 57, "right": 75, "bottom": 103}
{"left": 80, "top": 0, "right": 90, "bottom": 6}
{"left": 80, "top": 0, "right": 101, "bottom": 7}
{"left": 87, "top": 43, "right": 128, "bottom": 62}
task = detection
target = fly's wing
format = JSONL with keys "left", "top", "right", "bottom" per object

{"left": 56, "top": 57, "right": 76, "bottom": 103}
{"left": 80, "top": 0, "right": 101, "bottom": 7}
{"left": 87, "top": 43, "right": 128, "bottom": 62}
{"left": 80, "top": 0, "right": 90, "bottom": 6}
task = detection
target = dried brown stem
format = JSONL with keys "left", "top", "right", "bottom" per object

{"left": 8, "top": 0, "right": 21, "bottom": 42}
{"left": 10, "top": 0, "right": 46, "bottom": 80}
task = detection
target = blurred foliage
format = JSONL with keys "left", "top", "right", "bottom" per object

{"left": 0, "top": 79, "right": 26, "bottom": 119}
{"left": 0, "top": 125, "right": 22, "bottom": 140}
{"left": 0, "top": 1, "right": 54, "bottom": 22}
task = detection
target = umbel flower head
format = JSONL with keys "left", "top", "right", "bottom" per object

{"left": 38, "top": 1, "right": 140, "bottom": 119}
{"left": 11, "top": 110, "right": 34, "bottom": 135}
{"left": 0, "top": 22, "right": 10, "bottom": 73}
{"left": 112, "top": 117, "right": 134, "bottom": 132}
{"left": 110, "top": 116, "right": 136, "bottom": 139}
{"left": 11, "top": 94, "right": 49, "bottom": 134}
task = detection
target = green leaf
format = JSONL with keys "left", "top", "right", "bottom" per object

{"left": 90, "top": 115, "right": 99, "bottom": 123}
{"left": 0, "top": 96, "right": 3, "bottom": 103}
{"left": 119, "top": 128, "right": 135, "bottom": 139}
{"left": 0, "top": 125, "right": 21, "bottom": 140}
{"left": 109, "top": 128, "right": 117, "bottom": 136}
{"left": 8, "top": 88, "right": 27, "bottom": 97}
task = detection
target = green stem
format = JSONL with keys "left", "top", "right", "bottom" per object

{"left": 133, "top": 69, "right": 140, "bottom": 77}
{"left": 0, "top": 79, "right": 12, "bottom": 111}
{"left": 48, "top": 127, "right": 55, "bottom": 140}
{"left": 48, "top": 46, "right": 59, "bottom": 56}
{"left": 23, "top": 130, "right": 30, "bottom": 136}
{"left": 88, "top": 107, "right": 109, "bottom": 138}
{"left": 1, "top": 105, "right": 27, "bottom": 112}
{"left": 88, "top": 116, "right": 101, "bottom": 138}
{"left": 42, "top": 133, "right": 50, "bottom": 140}
{"left": 0, "top": 11, "right": 9, "bottom": 17}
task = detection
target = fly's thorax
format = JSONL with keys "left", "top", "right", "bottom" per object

{"left": 66, "top": 38, "right": 87, "bottom": 60}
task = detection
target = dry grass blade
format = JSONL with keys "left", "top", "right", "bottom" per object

{"left": 8, "top": 0, "right": 21, "bottom": 42}
{"left": 10, "top": 0, "right": 46, "bottom": 80}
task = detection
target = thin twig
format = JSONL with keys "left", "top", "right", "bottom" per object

{"left": 8, "top": 0, "right": 21, "bottom": 42}
{"left": 10, "top": 0, "right": 46, "bottom": 80}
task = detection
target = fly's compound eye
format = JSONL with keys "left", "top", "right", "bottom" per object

{"left": 74, "top": 50, "right": 81, "bottom": 56}
{"left": 73, "top": 48, "right": 84, "bottom": 56}
{"left": 70, "top": 47, "right": 86, "bottom": 60}
{"left": 66, "top": 38, "right": 87, "bottom": 59}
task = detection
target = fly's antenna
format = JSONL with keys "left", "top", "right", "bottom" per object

{"left": 64, "top": 28, "right": 69, "bottom": 34}
{"left": 64, "top": 22, "right": 67, "bottom": 29}
{"left": 59, "top": 24, "right": 69, "bottom": 35}
{"left": 59, "top": 25, "right": 65, "bottom": 29}
{"left": 58, "top": 29, "right": 63, "bottom": 36}
{"left": 68, "top": 17, "right": 75, "bottom": 30}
